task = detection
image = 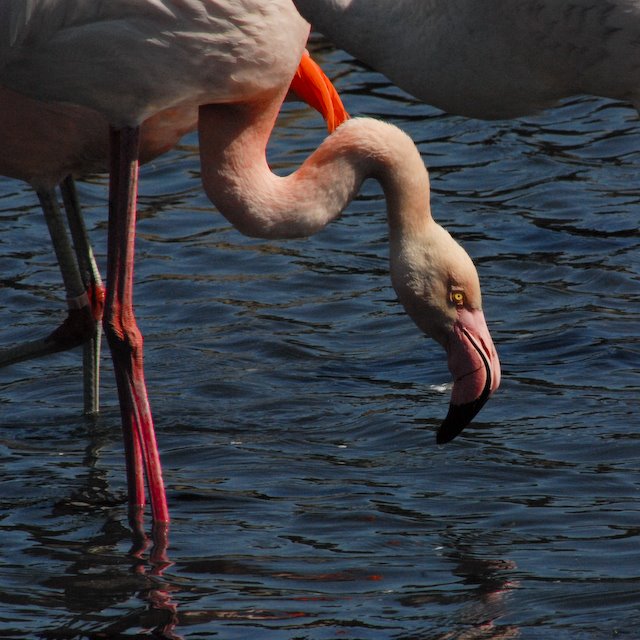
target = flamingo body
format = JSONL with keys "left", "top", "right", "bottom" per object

{"left": 294, "top": 0, "right": 640, "bottom": 118}
{"left": 1, "top": 0, "right": 310, "bottom": 126}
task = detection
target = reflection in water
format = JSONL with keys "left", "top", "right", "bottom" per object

{"left": 5, "top": 420, "right": 181, "bottom": 639}
{"left": 394, "top": 533, "right": 520, "bottom": 639}
{"left": 40, "top": 532, "right": 181, "bottom": 640}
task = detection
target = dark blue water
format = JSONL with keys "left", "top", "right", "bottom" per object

{"left": 1, "top": 39, "right": 639, "bottom": 639}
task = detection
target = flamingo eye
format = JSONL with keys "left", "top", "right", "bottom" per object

{"left": 449, "top": 288, "right": 465, "bottom": 307}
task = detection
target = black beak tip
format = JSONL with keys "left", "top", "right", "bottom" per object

{"left": 438, "top": 329, "right": 495, "bottom": 444}
{"left": 436, "top": 395, "right": 490, "bottom": 445}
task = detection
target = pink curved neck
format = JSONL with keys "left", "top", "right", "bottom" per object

{"left": 197, "top": 93, "right": 432, "bottom": 243}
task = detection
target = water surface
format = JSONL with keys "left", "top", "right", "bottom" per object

{"left": 1, "top": 39, "right": 639, "bottom": 639}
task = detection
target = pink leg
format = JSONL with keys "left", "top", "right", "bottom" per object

{"left": 104, "top": 126, "right": 170, "bottom": 526}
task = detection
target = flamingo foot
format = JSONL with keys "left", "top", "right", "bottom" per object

{"left": 45, "top": 301, "right": 96, "bottom": 351}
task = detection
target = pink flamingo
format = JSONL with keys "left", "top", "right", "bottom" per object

{"left": 0, "top": 1, "right": 499, "bottom": 532}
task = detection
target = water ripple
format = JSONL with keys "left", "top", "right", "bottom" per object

{"left": 1, "top": 38, "right": 639, "bottom": 640}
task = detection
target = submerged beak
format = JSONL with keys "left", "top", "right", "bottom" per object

{"left": 437, "top": 308, "right": 501, "bottom": 444}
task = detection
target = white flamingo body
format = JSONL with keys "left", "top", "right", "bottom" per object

{"left": 294, "top": 0, "right": 640, "bottom": 118}
{"left": 1, "top": 0, "right": 309, "bottom": 126}
{"left": 1, "top": 0, "right": 500, "bottom": 533}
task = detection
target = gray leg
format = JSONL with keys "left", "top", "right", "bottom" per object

{"left": 61, "top": 176, "right": 104, "bottom": 415}
{"left": 0, "top": 185, "right": 98, "bottom": 413}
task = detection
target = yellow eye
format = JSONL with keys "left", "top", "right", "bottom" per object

{"left": 450, "top": 289, "right": 465, "bottom": 307}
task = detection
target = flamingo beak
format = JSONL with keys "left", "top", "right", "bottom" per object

{"left": 437, "top": 308, "right": 501, "bottom": 444}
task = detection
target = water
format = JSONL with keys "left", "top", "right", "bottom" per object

{"left": 1, "top": 39, "right": 639, "bottom": 639}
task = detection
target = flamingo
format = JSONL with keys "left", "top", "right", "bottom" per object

{"left": 293, "top": 0, "right": 640, "bottom": 118}
{"left": 0, "top": 0, "right": 499, "bottom": 532}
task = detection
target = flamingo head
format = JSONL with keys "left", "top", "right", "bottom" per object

{"left": 390, "top": 220, "right": 501, "bottom": 443}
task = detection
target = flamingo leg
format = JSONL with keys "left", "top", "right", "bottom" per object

{"left": 60, "top": 176, "right": 104, "bottom": 415}
{"left": 105, "top": 125, "right": 169, "bottom": 527}
{"left": 0, "top": 188, "right": 96, "bottom": 369}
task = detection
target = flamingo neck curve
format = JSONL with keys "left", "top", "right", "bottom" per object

{"left": 197, "top": 93, "right": 433, "bottom": 245}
